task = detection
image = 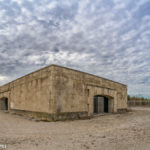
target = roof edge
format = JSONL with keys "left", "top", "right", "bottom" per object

{"left": 0, "top": 64, "right": 127, "bottom": 88}
{"left": 51, "top": 64, "right": 127, "bottom": 87}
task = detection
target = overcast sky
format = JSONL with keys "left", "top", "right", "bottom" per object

{"left": 0, "top": 0, "right": 150, "bottom": 95}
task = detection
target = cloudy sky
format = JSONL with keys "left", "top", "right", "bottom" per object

{"left": 0, "top": 0, "right": 150, "bottom": 95}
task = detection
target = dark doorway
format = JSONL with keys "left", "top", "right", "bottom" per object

{"left": 5, "top": 98, "right": 8, "bottom": 110}
{"left": 0, "top": 98, "right": 8, "bottom": 110}
{"left": 94, "top": 95, "right": 109, "bottom": 114}
{"left": 104, "top": 97, "right": 108, "bottom": 112}
{"left": 94, "top": 96, "right": 98, "bottom": 113}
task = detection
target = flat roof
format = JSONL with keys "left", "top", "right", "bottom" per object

{"left": 0, "top": 64, "right": 127, "bottom": 87}
{"left": 51, "top": 64, "right": 127, "bottom": 86}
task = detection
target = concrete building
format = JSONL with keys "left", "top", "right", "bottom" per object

{"left": 0, "top": 64, "right": 127, "bottom": 121}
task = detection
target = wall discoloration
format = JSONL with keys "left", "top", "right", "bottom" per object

{"left": 0, "top": 64, "right": 127, "bottom": 121}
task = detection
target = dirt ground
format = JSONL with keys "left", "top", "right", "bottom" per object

{"left": 0, "top": 107, "right": 150, "bottom": 150}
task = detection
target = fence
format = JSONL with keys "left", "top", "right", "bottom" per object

{"left": 128, "top": 100, "right": 150, "bottom": 106}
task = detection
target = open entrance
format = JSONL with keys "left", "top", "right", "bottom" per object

{"left": 0, "top": 97, "right": 8, "bottom": 110}
{"left": 94, "top": 95, "right": 109, "bottom": 114}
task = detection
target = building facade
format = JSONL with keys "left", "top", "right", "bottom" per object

{"left": 0, "top": 65, "right": 127, "bottom": 121}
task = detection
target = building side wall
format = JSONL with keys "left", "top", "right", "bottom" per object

{"left": 0, "top": 66, "right": 54, "bottom": 113}
{"left": 52, "top": 66, "right": 127, "bottom": 116}
{"left": 0, "top": 65, "right": 127, "bottom": 121}
{"left": 52, "top": 67, "right": 87, "bottom": 113}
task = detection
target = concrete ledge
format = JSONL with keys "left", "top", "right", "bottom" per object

{"left": 117, "top": 109, "right": 127, "bottom": 113}
{"left": 9, "top": 109, "right": 89, "bottom": 121}
{"left": 10, "top": 109, "right": 54, "bottom": 121}
{"left": 55, "top": 111, "right": 89, "bottom": 121}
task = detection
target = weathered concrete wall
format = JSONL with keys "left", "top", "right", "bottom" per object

{"left": 0, "top": 64, "right": 127, "bottom": 121}
{"left": 0, "top": 66, "right": 55, "bottom": 113}
{"left": 52, "top": 65, "right": 127, "bottom": 117}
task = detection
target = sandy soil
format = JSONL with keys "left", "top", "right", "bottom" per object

{"left": 0, "top": 107, "right": 150, "bottom": 150}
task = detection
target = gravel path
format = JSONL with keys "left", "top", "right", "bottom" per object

{"left": 0, "top": 107, "right": 150, "bottom": 150}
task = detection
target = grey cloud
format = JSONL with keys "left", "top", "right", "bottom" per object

{"left": 0, "top": 0, "right": 150, "bottom": 95}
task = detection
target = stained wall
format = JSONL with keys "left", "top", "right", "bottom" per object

{"left": 0, "top": 66, "right": 55, "bottom": 113}
{"left": 0, "top": 65, "right": 127, "bottom": 120}
{"left": 51, "top": 65, "right": 127, "bottom": 116}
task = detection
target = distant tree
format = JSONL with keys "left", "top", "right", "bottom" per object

{"left": 128, "top": 95, "right": 130, "bottom": 101}
{"left": 128, "top": 95, "right": 150, "bottom": 101}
